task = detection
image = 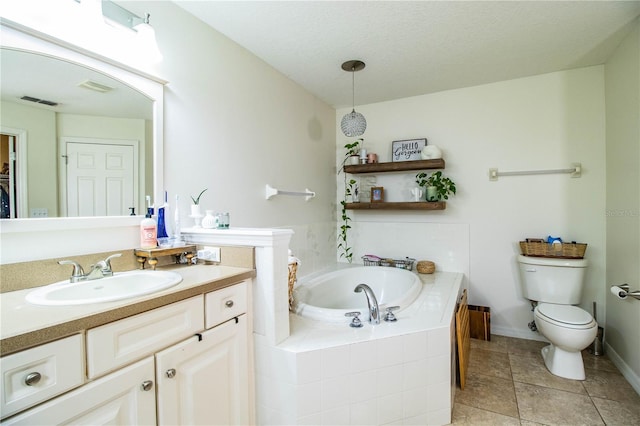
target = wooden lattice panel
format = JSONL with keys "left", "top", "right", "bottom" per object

{"left": 456, "top": 289, "right": 471, "bottom": 390}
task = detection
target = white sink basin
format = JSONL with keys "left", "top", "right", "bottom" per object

{"left": 26, "top": 270, "right": 183, "bottom": 306}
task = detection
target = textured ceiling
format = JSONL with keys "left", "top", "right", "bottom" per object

{"left": 175, "top": 0, "right": 640, "bottom": 109}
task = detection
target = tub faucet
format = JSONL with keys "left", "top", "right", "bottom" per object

{"left": 354, "top": 284, "right": 380, "bottom": 324}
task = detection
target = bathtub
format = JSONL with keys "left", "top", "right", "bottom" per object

{"left": 294, "top": 265, "right": 422, "bottom": 322}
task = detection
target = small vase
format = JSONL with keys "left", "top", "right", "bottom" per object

{"left": 426, "top": 186, "right": 438, "bottom": 201}
{"left": 349, "top": 155, "right": 360, "bottom": 165}
{"left": 202, "top": 210, "right": 218, "bottom": 229}
{"left": 190, "top": 204, "right": 203, "bottom": 227}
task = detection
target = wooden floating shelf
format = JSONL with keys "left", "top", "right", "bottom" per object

{"left": 344, "top": 159, "right": 445, "bottom": 174}
{"left": 345, "top": 201, "right": 446, "bottom": 210}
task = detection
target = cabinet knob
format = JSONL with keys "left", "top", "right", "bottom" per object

{"left": 225, "top": 300, "right": 234, "bottom": 308}
{"left": 165, "top": 368, "right": 177, "bottom": 379}
{"left": 141, "top": 380, "right": 154, "bottom": 391}
{"left": 24, "top": 372, "right": 42, "bottom": 386}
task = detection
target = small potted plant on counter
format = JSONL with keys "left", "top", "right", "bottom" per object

{"left": 190, "top": 188, "right": 208, "bottom": 217}
{"left": 415, "top": 171, "right": 456, "bottom": 201}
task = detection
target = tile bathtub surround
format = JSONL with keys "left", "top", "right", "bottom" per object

{"left": 254, "top": 271, "right": 463, "bottom": 425}
{"left": 452, "top": 335, "right": 640, "bottom": 425}
{"left": 256, "top": 329, "right": 453, "bottom": 426}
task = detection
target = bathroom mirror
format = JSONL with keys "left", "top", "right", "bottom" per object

{"left": 0, "top": 22, "right": 165, "bottom": 228}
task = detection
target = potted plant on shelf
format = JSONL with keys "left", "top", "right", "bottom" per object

{"left": 341, "top": 138, "right": 363, "bottom": 169}
{"left": 190, "top": 188, "right": 208, "bottom": 217}
{"left": 415, "top": 171, "right": 456, "bottom": 201}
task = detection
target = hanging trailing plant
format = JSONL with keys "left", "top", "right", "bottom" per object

{"left": 338, "top": 178, "right": 357, "bottom": 263}
{"left": 337, "top": 139, "right": 363, "bottom": 263}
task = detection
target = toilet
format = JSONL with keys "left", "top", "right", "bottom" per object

{"left": 517, "top": 255, "right": 597, "bottom": 380}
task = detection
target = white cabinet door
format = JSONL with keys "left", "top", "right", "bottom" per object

{"left": 2, "top": 357, "right": 156, "bottom": 425}
{"left": 156, "top": 315, "right": 249, "bottom": 426}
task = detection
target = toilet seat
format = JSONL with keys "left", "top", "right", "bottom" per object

{"left": 535, "top": 303, "right": 596, "bottom": 330}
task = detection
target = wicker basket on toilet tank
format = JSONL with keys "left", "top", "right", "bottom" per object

{"left": 519, "top": 240, "right": 587, "bottom": 259}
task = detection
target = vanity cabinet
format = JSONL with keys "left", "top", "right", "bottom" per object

{"left": 157, "top": 280, "right": 249, "bottom": 425}
{"left": 1, "top": 280, "right": 251, "bottom": 425}
{"left": 343, "top": 158, "right": 447, "bottom": 210}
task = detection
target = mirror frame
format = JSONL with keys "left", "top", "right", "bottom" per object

{"left": 0, "top": 20, "right": 166, "bottom": 232}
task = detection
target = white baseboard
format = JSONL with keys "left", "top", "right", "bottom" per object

{"left": 491, "top": 325, "right": 548, "bottom": 342}
{"left": 604, "top": 342, "right": 640, "bottom": 395}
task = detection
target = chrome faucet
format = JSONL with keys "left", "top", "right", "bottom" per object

{"left": 58, "top": 253, "right": 121, "bottom": 283}
{"left": 354, "top": 283, "right": 380, "bottom": 324}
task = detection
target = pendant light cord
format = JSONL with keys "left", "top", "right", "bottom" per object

{"left": 351, "top": 67, "right": 356, "bottom": 112}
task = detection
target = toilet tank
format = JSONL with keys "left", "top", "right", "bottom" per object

{"left": 517, "top": 255, "right": 588, "bottom": 304}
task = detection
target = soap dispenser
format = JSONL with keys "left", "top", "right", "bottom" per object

{"left": 140, "top": 208, "right": 157, "bottom": 249}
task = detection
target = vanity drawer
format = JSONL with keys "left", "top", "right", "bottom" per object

{"left": 205, "top": 280, "right": 247, "bottom": 329}
{"left": 1, "top": 334, "right": 84, "bottom": 419}
{"left": 86, "top": 296, "right": 204, "bottom": 379}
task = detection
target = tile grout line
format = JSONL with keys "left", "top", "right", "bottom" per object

{"left": 506, "top": 352, "right": 524, "bottom": 423}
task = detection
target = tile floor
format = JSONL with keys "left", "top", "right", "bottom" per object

{"left": 451, "top": 335, "right": 640, "bottom": 425}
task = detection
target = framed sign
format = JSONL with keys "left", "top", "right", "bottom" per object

{"left": 392, "top": 138, "right": 427, "bottom": 162}
{"left": 371, "top": 187, "right": 384, "bottom": 203}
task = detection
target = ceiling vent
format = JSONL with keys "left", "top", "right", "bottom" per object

{"left": 78, "top": 80, "right": 115, "bottom": 93}
{"left": 20, "top": 95, "right": 59, "bottom": 107}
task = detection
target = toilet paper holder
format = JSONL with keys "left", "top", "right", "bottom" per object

{"left": 611, "top": 284, "right": 640, "bottom": 300}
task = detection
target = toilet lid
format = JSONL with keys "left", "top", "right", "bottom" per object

{"left": 536, "top": 303, "right": 594, "bottom": 326}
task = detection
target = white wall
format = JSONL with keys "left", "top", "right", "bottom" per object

{"left": 337, "top": 67, "right": 607, "bottom": 339}
{"left": 0, "top": 2, "right": 336, "bottom": 268}
{"left": 605, "top": 19, "right": 640, "bottom": 392}
{"left": 125, "top": 2, "right": 338, "bottom": 272}
{"left": 0, "top": 2, "right": 616, "bottom": 349}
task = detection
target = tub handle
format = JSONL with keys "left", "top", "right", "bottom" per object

{"left": 345, "top": 311, "right": 363, "bottom": 328}
{"left": 384, "top": 306, "right": 400, "bottom": 322}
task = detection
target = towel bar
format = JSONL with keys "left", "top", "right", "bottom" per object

{"left": 489, "top": 163, "right": 581, "bottom": 181}
{"left": 265, "top": 184, "right": 315, "bottom": 201}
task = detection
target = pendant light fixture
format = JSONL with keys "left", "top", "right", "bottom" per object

{"left": 340, "top": 60, "right": 367, "bottom": 137}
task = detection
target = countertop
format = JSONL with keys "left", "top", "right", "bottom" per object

{"left": 0, "top": 264, "right": 255, "bottom": 355}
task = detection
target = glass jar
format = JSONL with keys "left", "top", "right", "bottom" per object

{"left": 219, "top": 212, "right": 230, "bottom": 229}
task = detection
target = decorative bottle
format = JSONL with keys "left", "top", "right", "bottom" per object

{"left": 157, "top": 207, "right": 168, "bottom": 238}
{"left": 140, "top": 208, "right": 157, "bottom": 248}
